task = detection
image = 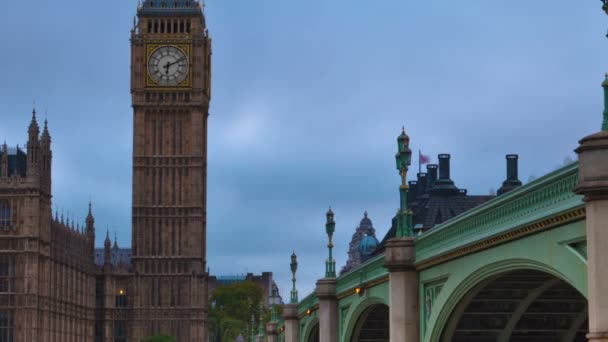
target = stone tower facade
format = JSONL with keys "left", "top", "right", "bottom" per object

{"left": 129, "top": 0, "right": 211, "bottom": 340}
{"left": 0, "top": 112, "right": 97, "bottom": 341}
{"left": 0, "top": 1, "right": 212, "bottom": 341}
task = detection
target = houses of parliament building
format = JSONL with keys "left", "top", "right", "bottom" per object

{"left": 0, "top": 0, "right": 212, "bottom": 341}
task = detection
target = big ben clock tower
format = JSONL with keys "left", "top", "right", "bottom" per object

{"left": 130, "top": 0, "right": 211, "bottom": 340}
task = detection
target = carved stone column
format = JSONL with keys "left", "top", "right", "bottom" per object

{"left": 575, "top": 129, "right": 608, "bottom": 342}
{"left": 384, "top": 237, "right": 419, "bottom": 342}
{"left": 316, "top": 278, "right": 338, "bottom": 342}
{"left": 266, "top": 321, "right": 278, "bottom": 342}
{"left": 282, "top": 304, "right": 300, "bottom": 342}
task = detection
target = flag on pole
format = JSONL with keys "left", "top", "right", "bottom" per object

{"left": 419, "top": 150, "right": 430, "bottom": 174}
{"left": 419, "top": 150, "right": 430, "bottom": 164}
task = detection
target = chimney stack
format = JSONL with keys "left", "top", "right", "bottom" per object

{"left": 438, "top": 154, "right": 451, "bottom": 180}
{"left": 497, "top": 154, "right": 522, "bottom": 196}
{"left": 431, "top": 154, "right": 459, "bottom": 195}
{"left": 506, "top": 154, "right": 518, "bottom": 180}
{"left": 426, "top": 164, "right": 438, "bottom": 189}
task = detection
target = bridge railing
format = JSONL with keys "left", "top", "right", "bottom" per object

{"left": 415, "top": 162, "right": 583, "bottom": 268}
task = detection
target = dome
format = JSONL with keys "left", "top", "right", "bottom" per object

{"left": 358, "top": 234, "right": 379, "bottom": 256}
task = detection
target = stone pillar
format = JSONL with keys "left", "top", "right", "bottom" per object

{"left": 316, "top": 278, "right": 338, "bottom": 342}
{"left": 266, "top": 321, "right": 278, "bottom": 342}
{"left": 384, "top": 237, "right": 419, "bottom": 342}
{"left": 575, "top": 129, "right": 608, "bottom": 342}
{"left": 282, "top": 304, "right": 300, "bottom": 342}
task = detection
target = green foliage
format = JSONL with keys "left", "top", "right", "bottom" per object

{"left": 140, "top": 334, "right": 175, "bottom": 342}
{"left": 209, "top": 281, "right": 270, "bottom": 342}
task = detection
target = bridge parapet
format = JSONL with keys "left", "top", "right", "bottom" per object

{"left": 416, "top": 162, "right": 584, "bottom": 269}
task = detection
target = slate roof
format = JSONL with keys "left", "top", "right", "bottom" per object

{"left": 414, "top": 194, "right": 495, "bottom": 230}
{"left": 373, "top": 157, "right": 507, "bottom": 255}
{"left": 94, "top": 247, "right": 132, "bottom": 268}
{"left": 0, "top": 147, "right": 27, "bottom": 177}
{"left": 139, "top": 0, "right": 201, "bottom": 16}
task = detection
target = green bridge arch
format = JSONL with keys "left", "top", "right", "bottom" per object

{"left": 421, "top": 220, "right": 587, "bottom": 342}
{"left": 342, "top": 296, "right": 388, "bottom": 342}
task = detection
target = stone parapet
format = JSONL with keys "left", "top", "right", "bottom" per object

{"left": 282, "top": 304, "right": 300, "bottom": 342}
{"left": 384, "top": 237, "right": 419, "bottom": 342}
{"left": 575, "top": 127, "right": 608, "bottom": 342}
{"left": 384, "top": 237, "right": 416, "bottom": 272}
{"left": 282, "top": 304, "right": 299, "bottom": 320}
{"left": 266, "top": 322, "right": 278, "bottom": 342}
{"left": 575, "top": 130, "right": 608, "bottom": 200}
{"left": 316, "top": 277, "right": 339, "bottom": 342}
{"left": 315, "top": 278, "right": 337, "bottom": 299}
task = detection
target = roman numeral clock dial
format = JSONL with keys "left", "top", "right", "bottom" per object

{"left": 147, "top": 45, "right": 189, "bottom": 87}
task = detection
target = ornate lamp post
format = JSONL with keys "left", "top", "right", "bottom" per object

{"left": 325, "top": 208, "right": 336, "bottom": 278}
{"left": 395, "top": 128, "right": 413, "bottom": 237}
{"left": 290, "top": 252, "right": 298, "bottom": 304}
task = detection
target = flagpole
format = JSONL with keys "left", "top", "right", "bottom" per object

{"left": 418, "top": 149, "right": 421, "bottom": 174}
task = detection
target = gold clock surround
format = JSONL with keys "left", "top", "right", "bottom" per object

{"left": 146, "top": 43, "right": 192, "bottom": 88}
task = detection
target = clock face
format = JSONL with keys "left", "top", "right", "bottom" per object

{"left": 148, "top": 46, "right": 189, "bottom": 86}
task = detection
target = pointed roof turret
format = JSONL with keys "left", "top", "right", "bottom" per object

{"left": 104, "top": 230, "right": 111, "bottom": 248}
{"left": 28, "top": 108, "right": 39, "bottom": 139}
{"left": 86, "top": 201, "right": 94, "bottom": 225}
{"left": 103, "top": 229, "right": 112, "bottom": 269}
{"left": 113, "top": 232, "right": 119, "bottom": 249}
{"left": 41, "top": 118, "right": 51, "bottom": 145}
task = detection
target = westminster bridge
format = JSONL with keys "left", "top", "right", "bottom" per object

{"left": 256, "top": 79, "right": 608, "bottom": 342}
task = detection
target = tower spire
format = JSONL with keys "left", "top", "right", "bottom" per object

{"left": 41, "top": 116, "right": 50, "bottom": 144}
{"left": 28, "top": 107, "right": 39, "bottom": 137}
{"left": 104, "top": 229, "right": 112, "bottom": 269}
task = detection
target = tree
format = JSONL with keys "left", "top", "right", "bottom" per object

{"left": 209, "top": 281, "right": 270, "bottom": 342}
{"left": 141, "top": 335, "right": 175, "bottom": 342}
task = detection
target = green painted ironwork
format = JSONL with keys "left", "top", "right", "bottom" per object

{"left": 290, "top": 252, "right": 298, "bottom": 304}
{"left": 271, "top": 304, "right": 278, "bottom": 322}
{"left": 340, "top": 286, "right": 389, "bottom": 341}
{"left": 298, "top": 292, "right": 319, "bottom": 317}
{"left": 423, "top": 278, "right": 447, "bottom": 323}
{"left": 335, "top": 254, "right": 386, "bottom": 295}
{"left": 290, "top": 156, "right": 588, "bottom": 342}
{"left": 420, "top": 220, "right": 587, "bottom": 342}
{"left": 250, "top": 314, "right": 255, "bottom": 342}
{"left": 325, "top": 208, "right": 336, "bottom": 278}
{"left": 257, "top": 303, "right": 265, "bottom": 336}
{"left": 416, "top": 162, "right": 582, "bottom": 264}
{"left": 395, "top": 128, "right": 413, "bottom": 237}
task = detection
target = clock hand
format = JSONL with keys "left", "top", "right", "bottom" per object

{"left": 163, "top": 61, "right": 171, "bottom": 74}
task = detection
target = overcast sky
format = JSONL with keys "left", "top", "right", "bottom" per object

{"left": 0, "top": 1, "right": 605, "bottom": 297}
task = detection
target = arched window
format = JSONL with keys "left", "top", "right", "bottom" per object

{"left": 0, "top": 255, "right": 15, "bottom": 293}
{"left": 0, "top": 201, "right": 11, "bottom": 230}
